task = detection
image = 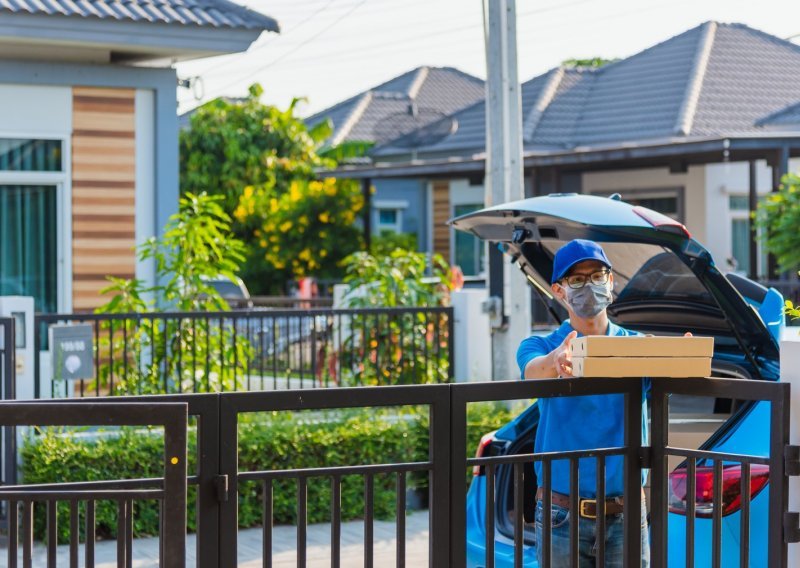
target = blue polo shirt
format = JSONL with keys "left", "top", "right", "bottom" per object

{"left": 517, "top": 320, "right": 648, "bottom": 498}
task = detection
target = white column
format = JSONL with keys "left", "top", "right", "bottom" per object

{"left": 781, "top": 327, "right": 800, "bottom": 565}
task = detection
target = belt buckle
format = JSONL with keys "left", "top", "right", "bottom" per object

{"left": 579, "top": 498, "right": 598, "bottom": 519}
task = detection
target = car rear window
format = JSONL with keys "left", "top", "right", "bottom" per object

{"left": 540, "top": 241, "right": 714, "bottom": 305}
{"left": 208, "top": 280, "right": 245, "bottom": 299}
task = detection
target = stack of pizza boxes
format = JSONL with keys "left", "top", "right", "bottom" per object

{"left": 568, "top": 336, "right": 714, "bottom": 378}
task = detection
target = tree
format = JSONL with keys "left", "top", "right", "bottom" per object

{"left": 755, "top": 173, "right": 800, "bottom": 272}
{"left": 94, "top": 193, "right": 251, "bottom": 394}
{"left": 754, "top": 172, "right": 800, "bottom": 320}
{"left": 180, "top": 84, "right": 364, "bottom": 294}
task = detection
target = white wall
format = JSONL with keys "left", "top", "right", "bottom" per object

{"left": 0, "top": 84, "right": 73, "bottom": 311}
{"left": 582, "top": 166, "right": 707, "bottom": 244}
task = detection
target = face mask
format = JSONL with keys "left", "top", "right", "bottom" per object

{"left": 562, "top": 282, "right": 613, "bottom": 319}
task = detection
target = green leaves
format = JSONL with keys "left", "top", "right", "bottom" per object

{"left": 755, "top": 173, "right": 800, "bottom": 274}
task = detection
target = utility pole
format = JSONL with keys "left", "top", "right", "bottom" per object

{"left": 483, "top": 0, "right": 531, "bottom": 381}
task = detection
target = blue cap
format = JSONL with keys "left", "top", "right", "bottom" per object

{"left": 551, "top": 239, "right": 612, "bottom": 284}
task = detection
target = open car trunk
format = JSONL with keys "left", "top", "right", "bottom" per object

{"left": 450, "top": 194, "right": 780, "bottom": 379}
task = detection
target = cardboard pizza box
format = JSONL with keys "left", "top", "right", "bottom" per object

{"left": 571, "top": 356, "right": 711, "bottom": 378}
{"left": 569, "top": 336, "right": 714, "bottom": 358}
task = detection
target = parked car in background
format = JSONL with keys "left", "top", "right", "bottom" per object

{"left": 451, "top": 193, "right": 783, "bottom": 568}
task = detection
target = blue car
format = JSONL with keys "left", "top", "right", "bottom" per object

{"left": 450, "top": 193, "right": 783, "bottom": 568}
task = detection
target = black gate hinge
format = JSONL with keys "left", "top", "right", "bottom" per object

{"left": 784, "top": 512, "right": 800, "bottom": 544}
{"left": 785, "top": 445, "right": 800, "bottom": 476}
{"left": 214, "top": 475, "right": 229, "bottom": 502}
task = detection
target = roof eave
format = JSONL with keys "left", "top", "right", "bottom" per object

{"left": 0, "top": 12, "right": 272, "bottom": 62}
{"left": 322, "top": 134, "right": 800, "bottom": 179}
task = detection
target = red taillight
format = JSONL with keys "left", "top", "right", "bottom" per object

{"left": 632, "top": 206, "right": 692, "bottom": 238}
{"left": 668, "top": 463, "right": 770, "bottom": 517}
{"left": 473, "top": 431, "right": 498, "bottom": 476}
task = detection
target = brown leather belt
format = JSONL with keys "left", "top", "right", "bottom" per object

{"left": 535, "top": 488, "right": 625, "bottom": 519}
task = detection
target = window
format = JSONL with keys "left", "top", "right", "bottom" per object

{"left": 374, "top": 200, "right": 407, "bottom": 233}
{"left": 0, "top": 185, "right": 58, "bottom": 312}
{"left": 592, "top": 188, "right": 683, "bottom": 222}
{"left": 0, "top": 139, "right": 62, "bottom": 172}
{"left": 0, "top": 137, "right": 66, "bottom": 312}
{"left": 454, "top": 203, "right": 485, "bottom": 276}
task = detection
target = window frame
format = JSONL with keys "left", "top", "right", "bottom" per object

{"left": 0, "top": 132, "right": 71, "bottom": 312}
{"left": 374, "top": 199, "right": 408, "bottom": 234}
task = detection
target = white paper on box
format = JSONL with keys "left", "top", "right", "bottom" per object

{"left": 571, "top": 356, "right": 712, "bottom": 378}
{"left": 569, "top": 336, "right": 714, "bottom": 358}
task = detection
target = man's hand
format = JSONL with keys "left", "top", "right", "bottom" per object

{"left": 551, "top": 330, "right": 578, "bottom": 378}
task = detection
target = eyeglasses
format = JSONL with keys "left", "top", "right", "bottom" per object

{"left": 561, "top": 269, "right": 611, "bottom": 289}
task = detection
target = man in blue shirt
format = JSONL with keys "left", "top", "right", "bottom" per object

{"left": 517, "top": 239, "right": 650, "bottom": 567}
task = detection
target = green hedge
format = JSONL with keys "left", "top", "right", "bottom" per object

{"left": 21, "top": 401, "right": 518, "bottom": 542}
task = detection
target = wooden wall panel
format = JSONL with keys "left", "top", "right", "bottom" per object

{"left": 71, "top": 87, "right": 136, "bottom": 311}
{"left": 432, "top": 180, "right": 451, "bottom": 260}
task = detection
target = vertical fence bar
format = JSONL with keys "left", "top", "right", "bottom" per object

{"left": 513, "top": 462, "right": 524, "bottom": 568}
{"left": 447, "top": 309, "right": 455, "bottom": 382}
{"left": 365, "top": 473, "right": 374, "bottom": 568}
{"left": 769, "top": 387, "right": 790, "bottom": 568}
{"left": 686, "top": 457, "right": 696, "bottom": 568}
{"left": 542, "top": 458, "right": 552, "bottom": 568}
{"left": 70, "top": 500, "right": 79, "bottom": 568}
{"left": 263, "top": 479, "right": 272, "bottom": 568}
{"left": 45, "top": 500, "right": 59, "bottom": 565}
{"left": 9, "top": 500, "right": 18, "bottom": 568}
{"left": 712, "top": 460, "right": 722, "bottom": 568}
{"left": 117, "top": 499, "right": 127, "bottom": 568}
{"left": 125, "top": 499, "right": 133, "bottom": 568}
{"left": 623, "top": 386, "right": 642, "bottom": 568}
{"left": 596, "top": 454, "right": 606, "bottom": 568}
{"left": 331, "top": 475, "right": 341, "bottom": 568}
{"left": 570, "top": 457, "right": 579, "bottom": 568}
{"left": 396, "top": 471, "right": 406, "bottom": 568}
{"left": 485, "top": 464, "right": 495, "bottom": 568}
{"left": 23, "top": 501, "right": 33, "bottom": 568}
{"left": 649, "top": 379, "right": 669, "bottom": 567}
{"left": 740, "top": 461, "right": 751, "bottom": 568}
{"left": 86, "top": 500, "right": 95, "bottom": 568}
{"left": 297, "top": 477, "right": 307, "bottom": 568}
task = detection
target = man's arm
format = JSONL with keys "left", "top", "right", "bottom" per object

{"left": 523, "top": 330, "right": 578, "bottom": 379}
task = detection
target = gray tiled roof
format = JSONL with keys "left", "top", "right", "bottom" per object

{"left": 0, "top": 0, "right": 279, "bottom": 31}
{"left": 305, "top": 66, "right": 485, "bottom": 147}
{"left": 373, "top": 22, "right": 800, "bottom": 159}
{"left": 757, "top": 102, "right": 800, "bottom": 127}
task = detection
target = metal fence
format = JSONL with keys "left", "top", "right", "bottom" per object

{"left": 0, "top": 400, "right": 187, "bottom": 568}
{"left": 34, "top": 307, "right": 454, "bottom": 398}
{"left": 3, "top": 376, "right": 794, "bottom": 567}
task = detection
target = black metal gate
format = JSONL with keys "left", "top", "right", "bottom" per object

{"left": 1, "top": 376, "right": 795, "bottom": 567}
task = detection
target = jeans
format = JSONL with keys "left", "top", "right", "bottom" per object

{"left": 534, "top": 500, "right": 650, "bottom": 567}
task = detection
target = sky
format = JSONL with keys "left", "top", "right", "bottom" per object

{"left": 175, "top": 0, "right": 799, "bottom": 118}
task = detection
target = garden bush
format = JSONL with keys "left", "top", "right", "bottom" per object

{"left": 21, "top": 401, "right": 519, "bottom": 542}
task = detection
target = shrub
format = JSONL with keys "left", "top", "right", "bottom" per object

{"left": 21, "top": 402, "right": 518, "bottom": 542}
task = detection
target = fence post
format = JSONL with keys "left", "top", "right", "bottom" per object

{"left": 0, "top": 317, "right": 16, "bottom": 487}
{"left": 623, "top": 380, "right": 643, "bottom": 567}
{"left": 781, "top": 329, "right": 800, "bottom": 566}
{"left": 649, "top": 378, "right": 669, "bottom": 567}
{"left": 448, "top": 384, "right": 467, "bottom": 567}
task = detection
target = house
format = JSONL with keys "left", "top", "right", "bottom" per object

{"left": 330, "top": 22, "right": 800, "bottom": 283}
{"left": 305, "top": 66, "right": 485, "bottom": 251}
{"left": 0, "top": 0, "right": 278, "bottom": 312}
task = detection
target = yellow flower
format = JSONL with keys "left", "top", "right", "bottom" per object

{"left": 320, "top": 249, "right": 328, "bottom": 258}
{"left": 298, "top": 215, "right": 308, "bottom": 226}
{"left": 280, "top": 221, "right": 292, "bottom": 232}
{"left": 298, "top": 249, "right": 312, "bottom": 261}
{"left": 289, "top": 182, "right": 302, "bottom": 202}
{"left": 270, "top": 198, "right": 279, "bottom": 213}
{"left": 259, "top": 239, "right": 267, "bottom": 247}
{"left": 318, "top": 212, "right": 330, "bottom": 223}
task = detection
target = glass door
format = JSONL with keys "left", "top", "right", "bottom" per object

{"left": 0, "top": 185, "right": 58, "bottom": 312}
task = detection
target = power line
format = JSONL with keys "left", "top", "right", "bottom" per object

{"left": 191, "top": 0, "right": 593, "bottom": 102}
{"left": 198, "top": 0, "right": 370, "bottom": 102}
